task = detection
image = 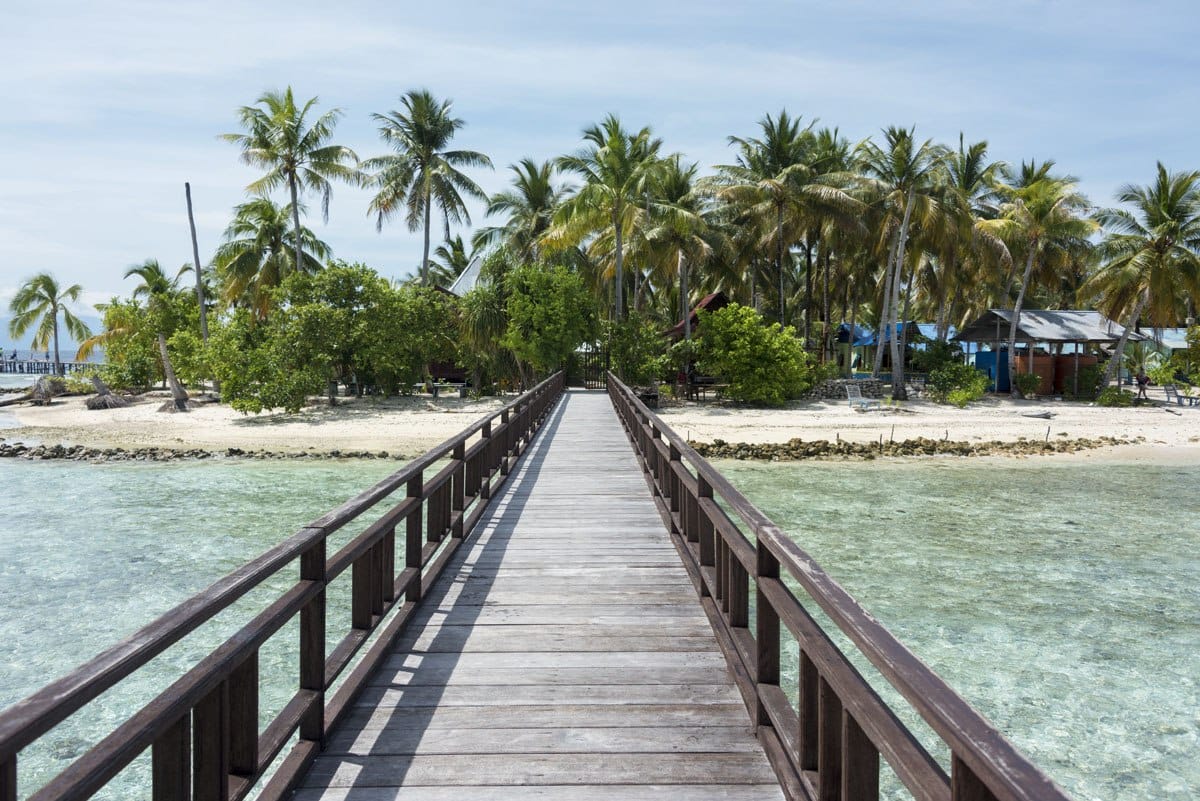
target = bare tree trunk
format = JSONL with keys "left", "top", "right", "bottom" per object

{"left": 935, "top": 252, "right": 955, "bottom": 341}
{"left": 157, "top": 333, "right": 190, "bottom": 411}
{"left": 680, "top": 250, "right": 691, "bottom": 341}
{"left": 848, "top": 285, "right": 858, "bottom": 378}
{"left": 1102, "top": 291, "right": 1150, "bottom": 391}
{"left": 872, "top": 242, "right": 896, "bottom": 377}
{"left": 1007, "top": 243, "right": 1037, "bottom": 398}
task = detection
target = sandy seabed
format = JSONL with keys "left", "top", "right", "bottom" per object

{"left": 6, "top": 388, "right": 1200, "bottom": 463}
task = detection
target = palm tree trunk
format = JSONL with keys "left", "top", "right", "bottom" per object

{"left": 289, "top": 176, "right": 303, "bottom": 278}
{"left": 52, "top": 311, "right": 62, "bottom": 377}
{"left": 186, "top": 183, "right": 209, "bottom": 343}
{"left": 776, "top": 204, "right": 785, "bottom": 326}
{"left": 1007, "top": 243, "right": 1037, "bottom": 398}
{"left": 935, "top": 252, "right": 955, "bottom": 341}
{"left": 889, "top": 187, "right": 917, "bottom": 400}
{"left": 158, "top": 333, "right": 190, "bottom": 411}
{"left": 822, "top": 248, "right": 832, "bottom": 363}
{"left": 1102, "top": 291, "right": 1150, "bottom": 391}
{"left": 680, "top": 250, "right": 691, "bottom": 341}
{"left": 803, "top": 236, "right": 814, "bottom": 349}
{"left": 613, "top": 207, "right": 625, "bottom": 321}
{"left": 872, "top": 243, "right": 897, "bottom": 377}
{"left": 422, "top": 192, "right": 433, "bottom": 286}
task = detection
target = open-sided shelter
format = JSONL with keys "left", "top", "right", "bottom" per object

{"left": 955, "top": 309, "right": 1142, "bottom": 394}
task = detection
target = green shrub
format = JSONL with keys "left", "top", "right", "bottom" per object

{"left": 1096, "top": 387, "right": 1133, "bottom": 407}
{"left": 1013, "top": 372, "right": 1041, "bottom": 398}
{"left": 695, "top": 304, "right": 815, "bottom": 407}
{"left": 606, "top": 313, "right": 667, "bottom": 386}
{"left": 910, "top": 340, "right": 962, "bottom": 374}
{"left": 928, "top": 362, "right": 989, "bottom": 407}
{"left": 1146, "top": 361, "right": 1178, "bottom": 387}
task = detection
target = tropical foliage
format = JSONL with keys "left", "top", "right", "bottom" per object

{"left": 41, "top": 90, "right": 1200, "bottom": 411}
{"left": 8, "top": 272, "right": 91, "bottom": 376}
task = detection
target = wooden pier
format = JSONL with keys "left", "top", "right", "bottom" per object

{"left": 0, "top": 373, "right": 1076, "bottom": 801}
{"left": 0, "top": 359, "right": 94, "bottom": 376}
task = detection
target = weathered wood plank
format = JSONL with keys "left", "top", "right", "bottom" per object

{"left": 325, "top": 725, "right": 764, "bottom": 756}
{"left": 295, "top": 785, "right": 784, "bottom": 800}
{"left": 302, "top": 753, "right": 781, "bottom": 787}
{"left": 303, "top": 392, "right": 779, "bottom": 799}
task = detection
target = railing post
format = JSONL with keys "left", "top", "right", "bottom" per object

{"left": 842, "top": 711, "right": 880, "bottom": 801}
{"left": 381, "top": 528, "right": 395, "bottom": 604}
{"left": 229, "top": 653, "right": 258, "bottom": 778}
{"left": 451, "top": 442, "right": 466, "bottom": 538}
{"left": 952, "top": 755, "right": 999, "bottom": 801}
{"left": 755, "top": 540, "right": 780, "bottom": 729}
{"left": 817, "top": 675, "right": 843, "bottom": 801}
{"left": 697, "top": 476, "right": 714, "bottom": 598}
{"left": 193, "top": 680, "right": 229, "bottom": 801}
{"left": 299, "top": 539, "right": 326, "bottom": 745}
{"left": 799, "top": 650, "right": 819, "bottom": 771}
{"left": 668, "top": 443, "right": 681, "bottom": 522}
{"left": 480, "top": 422, "right": 492, "bottom": 500}
{"left": 152, "top": 715, "right": 190, "bottom": 801}
{"left": 406, "top": 472, "right": 424, "bottom": 602}
{"left": 500, "top": 410, "right": 511, "bottom": 476}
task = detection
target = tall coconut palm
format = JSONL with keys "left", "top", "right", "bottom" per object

{"left": 1087, "top": 163, "right": 1200, "bottom": 389}
{"left": 364, "top": 89, "right": 493, "bottom": 285}
{"left": 551, "top": 114, "right": 663, "bottom": 320}
{"left": 474, "top": 159, "right": 568, "bottom": 260}
{"left": 856, "top": 127, "right": 947, "bottom": 397}
{"left": 213, "top": 197, "right": 331, "bottom": 317}
{"left": 715, "top": 112, "right": 861, "bottom": 333}
{"left": 933, "top": 136, "right": 1007, "bottom": 340}
{"left": 979, "top": 162, "right": 1097, "bottom": 398}
{"left": 125, "top": 259, "right": 191, "bottom": 410}
{"left": 8, "top": 272, "right": 91, "bottom": 376}
{"left": 222, "top": 87, "right": 358, "bottom": 279}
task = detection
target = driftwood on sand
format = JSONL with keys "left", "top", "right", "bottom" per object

{"left": 86, "top": 376, "right": 131, "bottom": 410}
{"left": 0, "top": 376, "right": 65, "bottom": 408}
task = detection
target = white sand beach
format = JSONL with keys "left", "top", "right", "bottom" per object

{"left": 6, "top": 389, "right": 1200, "bottom": 461}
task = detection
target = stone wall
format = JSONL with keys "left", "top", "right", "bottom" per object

{"left": 803, "top": 378, "right": 884, "bottom": 401}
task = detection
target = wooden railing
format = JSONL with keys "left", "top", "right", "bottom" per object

{"left": 0, "top": 372, "right": 564, "bottom": 801}
{"left": 0, "top": 360, "right": 95, "bottom": 376}
{"left": 607, "top": 372, "right": 1073, "bottom": 801}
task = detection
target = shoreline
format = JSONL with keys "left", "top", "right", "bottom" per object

{"left": 2, "top": 390, "right": 1199, "bottom": 465}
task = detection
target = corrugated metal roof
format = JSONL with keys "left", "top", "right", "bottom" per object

{"left": 955, "top": 310, "right": 1143, "bottom": 343}
{"left": 446, "top": 254, "right": 484, "bottom": 297}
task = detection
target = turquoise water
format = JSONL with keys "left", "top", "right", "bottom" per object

{"left": 0, "top": 458, "right": 401, "bottom": 797}
{"left": 718, "top": 458, "right": 1200, "bottom": 801}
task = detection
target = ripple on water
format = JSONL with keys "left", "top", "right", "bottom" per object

{"left": 717, "top": 458, "right": 1200, "bottom": 801}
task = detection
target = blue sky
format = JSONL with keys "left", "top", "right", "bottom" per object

{"left": 0, "top": 0, "right": 1196, "bottom": 338}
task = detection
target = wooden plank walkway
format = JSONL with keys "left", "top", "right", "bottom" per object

{"left": 296, "top": 389, "right": 784, "bottom": 800}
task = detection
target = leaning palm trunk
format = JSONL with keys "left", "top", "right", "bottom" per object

{"left": 776, "top": 205, "right": 785, "bottom": 326}
{"left": 1102, "top": 292, "right": 1150, "bottom": 392}
{"left": 1007, "top": 244, "right": 1038, "bottom": 399}
{"left": 157, "top": 333, "right": 190, "bottom": 411}
{"left": 422, "top": 193, "right": 432, "bottom": 286}
{"left": 680, "top": 250, "right": 691, "bottom": 341}
{"left": 872, "top": 242, "right": 897, "bottom": 377}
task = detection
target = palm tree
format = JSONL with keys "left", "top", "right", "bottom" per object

{"left": 125, "top": 259, "right": 191, "bottom": 409}
{"left": 364, "top": 89, "right": 493, "bottom": 285}
{"left": 980, "top": 162, "right": 1097, "bottom": 398}
{"left": 429, "top": 235, "right": 476, "bottom": 288}
{"left": 1087, "top": 163, "right": 1200, "bottom": 389}
{"left": 221, "top": 87, "right": 358, "bottom": 279}
{"left": 715, "top": 112, "right": 861, "bottom": 333}
{"left": 8, "top": 272, "right": 91, "bottom": 376}
{"left": 551, "top": 114, "right": 663, "bottom": 320}
{"left": 856, "top": 127, "right": 947, "bottom": 397}
{"left": 213, "top": 197, "right": 330, "bottom": 317}
{"left": 474, "top": 159, "right": 568, "bottom": 260}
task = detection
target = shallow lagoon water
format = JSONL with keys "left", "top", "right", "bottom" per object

{"left": 717, "top": 457, "right": 1199, "bottom": 801}
{"left": 0, "top": 458, "right": 401, "bottom": 796}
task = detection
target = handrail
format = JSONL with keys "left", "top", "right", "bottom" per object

{"left": 607, "top": 371, "right": 1073, "bottom": 801}
{"left": 0, "top": 372, "right": 565, "bottom": 801}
